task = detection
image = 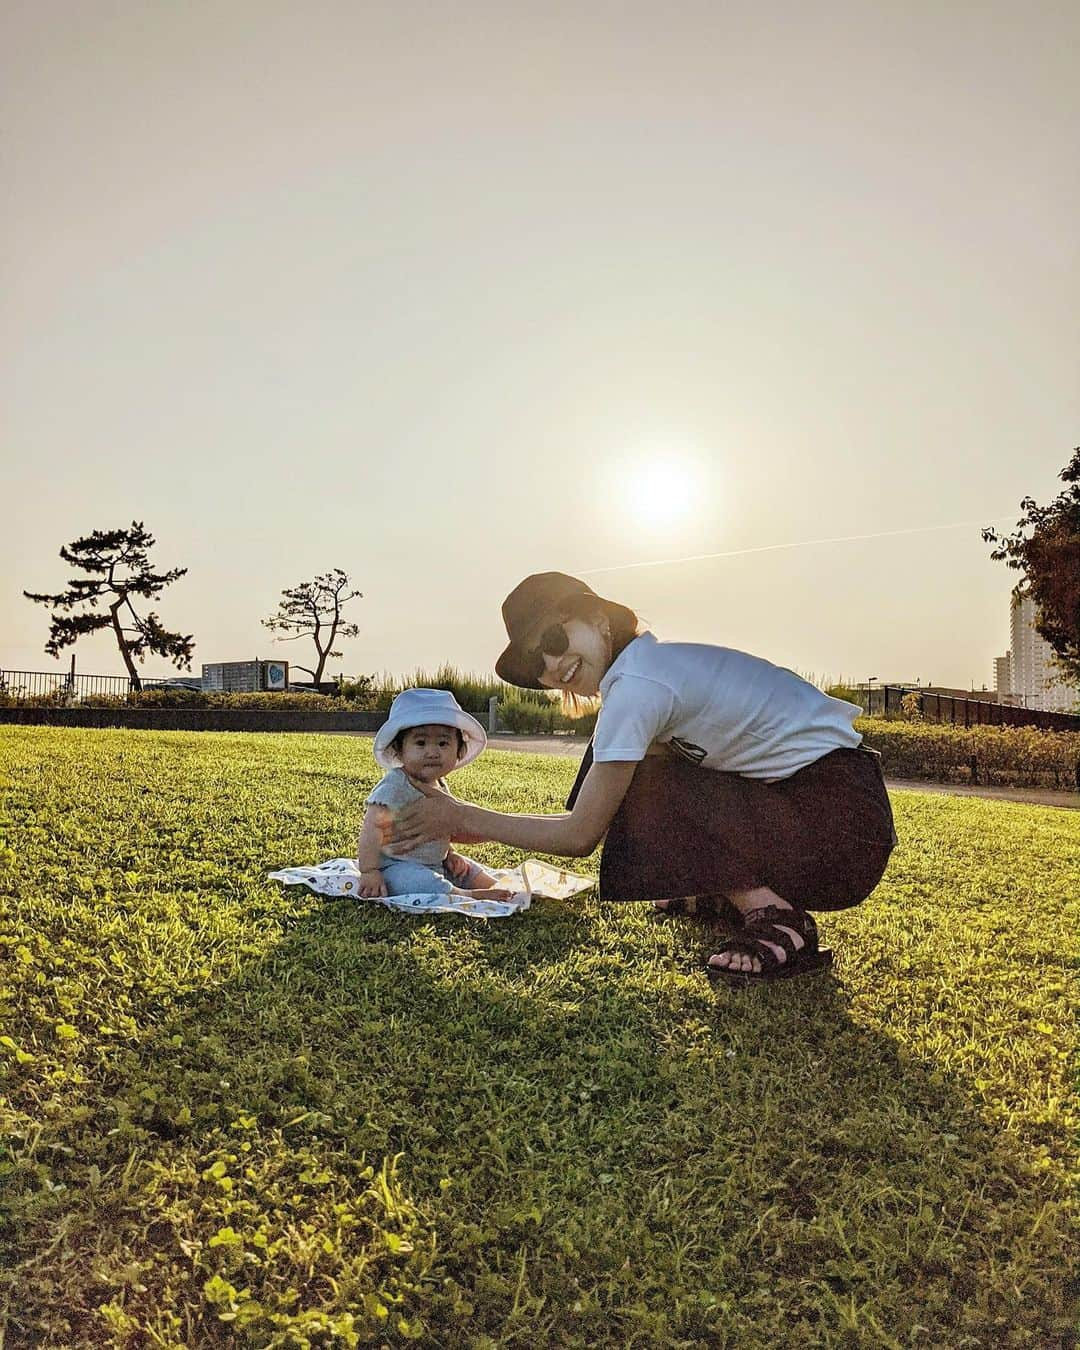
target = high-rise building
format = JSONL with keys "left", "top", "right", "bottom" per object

{"left": 993, "top": 653, "right": 1012, "bottom": 700}
{"left": 998, "top": 595, "right": 1079, "bottom": 712}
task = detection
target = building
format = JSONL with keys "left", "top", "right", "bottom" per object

{"left": 995, "top": 595, "right": 1079, "bottom": 713}
{"left": 202, "top": 659, "right": 289, "bottom": 692}
{"left": 992, "top": 655, "right": 1017, "bottom": 705}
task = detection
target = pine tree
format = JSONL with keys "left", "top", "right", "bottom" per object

{"left": 24, "top": 522, "right": 194, "bottom": 689}
{"left": 261, "top": 569, "right": 362, "bottom": 684}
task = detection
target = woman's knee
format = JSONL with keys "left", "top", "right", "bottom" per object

{"left": 793, "top": 840, "right": 895, "bottom": 912}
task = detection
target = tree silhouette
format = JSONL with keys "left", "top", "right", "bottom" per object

{"left": 261, "top": 569, "right": 362, "bottom": 685}
{"left": 984, "top": 447, "right": 1080, "bottom": 687}
{"left": 24, "top": 522, "right": 194, "bottom": 690}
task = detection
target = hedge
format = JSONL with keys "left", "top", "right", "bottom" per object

{"left": 0, "top": 689, "right": 369, "bottom": 711}
{"left": 0, "top": 702, "right": 1076, "bottom": 790}
{"left": 860, "top": 719, "right": 1080, "bottom": 790}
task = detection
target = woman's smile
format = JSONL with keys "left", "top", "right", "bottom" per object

{"left": 533, "top": 616, "right": 613, "bottom": 695}
{"left": 559, "top": 657, "right": 582, "bottom": 685}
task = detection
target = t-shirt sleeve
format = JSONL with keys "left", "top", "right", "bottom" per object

{"left": 365, "top": 769, "right": 415, "bottom": 809}
{"left": 592, "top": 675, "right": 676, "bottom": 761}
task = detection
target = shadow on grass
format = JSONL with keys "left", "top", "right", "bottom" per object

{"left": 7, "top": 894, "right": 1078, "bottom": 1348}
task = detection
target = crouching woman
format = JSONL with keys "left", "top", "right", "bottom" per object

{"left": 391, "top": 572, "right": 897, "bottom": 987}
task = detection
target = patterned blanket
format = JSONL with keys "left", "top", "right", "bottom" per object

{"left": 267, "top": 857, "right": 596, "bottom": 919}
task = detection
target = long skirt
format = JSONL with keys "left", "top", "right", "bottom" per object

{"left": 567, "top": 744, "right": 896, "bottom": 912}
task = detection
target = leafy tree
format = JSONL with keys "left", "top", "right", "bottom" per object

{"left": 24, "top": 522, "right": 194, "bottom": 690}
{"left": 984, "top": 447, "right": 1080, "bottom": 685}
{"left": 261, "top": 569, "right": 362, "bottom": 684}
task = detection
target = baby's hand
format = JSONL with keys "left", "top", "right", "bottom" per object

{"left": 358, "top": 868, "right": 388, "bottom": 899}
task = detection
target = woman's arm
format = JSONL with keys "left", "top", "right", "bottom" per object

{"left": 390, "top": 760, "right": 638, "bottom": 858}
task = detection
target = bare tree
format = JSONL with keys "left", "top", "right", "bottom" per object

{"left": 261, "top": 568, "right": 362, "bottom": 684}
{"left": 24, "top": 522, "right": 194, "bottom": 690}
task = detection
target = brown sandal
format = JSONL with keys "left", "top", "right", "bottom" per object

{"left": 705, "top": 905, "right": 833, "bottom": 987}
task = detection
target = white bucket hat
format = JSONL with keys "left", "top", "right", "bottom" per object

{"left": 372, "top": 688, "right": 487, "bottom": 770}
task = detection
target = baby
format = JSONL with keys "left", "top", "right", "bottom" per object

{"left": 357, "top": 688, "right": 511, "bottom": 901}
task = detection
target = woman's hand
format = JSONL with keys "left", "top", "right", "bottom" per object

{"left": 392, "top": 780, "right": 467, "bottom": 852}
{"left": 391, "top": 761, "right": 636, "bottom": 859}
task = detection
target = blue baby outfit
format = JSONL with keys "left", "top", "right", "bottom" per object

{"left": 365, "top": 767, "right": 485, "bottom": 896}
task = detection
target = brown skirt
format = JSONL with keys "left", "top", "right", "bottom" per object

{"left": 568, "top": 744, "right": 897, "bottom": 912}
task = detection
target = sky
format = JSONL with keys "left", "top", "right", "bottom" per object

{"left": 3, "top": 0, "right": 1078, "bottom": 691}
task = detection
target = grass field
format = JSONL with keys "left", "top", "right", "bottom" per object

{"left": 1, "top": 726, "right": 1077, "bottom": 1348}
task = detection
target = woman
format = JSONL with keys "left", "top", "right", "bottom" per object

{"left": 392, "top": 572, "right": 897, "bottom": 986}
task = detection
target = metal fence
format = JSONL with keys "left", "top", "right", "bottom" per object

{"left": 0, "top": 669, "right": 188, "bottom": 705}
{"left": 865, "top": 684, "right": 1080, "bottom": 732}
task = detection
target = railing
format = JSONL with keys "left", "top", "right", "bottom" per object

{"left": 0, "top": 670, "right": 488, "bottom": 714}
{"left": 863, "top": 685, "right": 1080, "bottom": 732}
{"left": 0, "top": 669, "right": 188, "bottom": 705}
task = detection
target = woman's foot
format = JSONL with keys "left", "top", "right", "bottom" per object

{"left": 706, "top": 890, "right": 832, "bottom": 984}
{"left": 652, "top": 895, "right": 743, "bottom": 929}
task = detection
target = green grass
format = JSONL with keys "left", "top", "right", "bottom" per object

{"left": 0, "top": 726, "right": 1077, "bottom": 1348}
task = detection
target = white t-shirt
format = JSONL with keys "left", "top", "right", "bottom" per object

{"left": 366, "top": 768, "right": 450, "bottom": 867}
{"left": 592, "top": 632, "right": 862, "bottom": 782}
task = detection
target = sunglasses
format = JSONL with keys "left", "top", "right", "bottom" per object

{"left": 525, "top": 622, "right": 570, "bottom": 681}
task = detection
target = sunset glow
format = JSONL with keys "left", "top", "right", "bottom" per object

{"left": 621, "top": 457, "right": 700, "bottom": 528}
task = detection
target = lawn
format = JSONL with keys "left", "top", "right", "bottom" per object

{"left": 0, "top": 726, "right": 1076, "bottom": 1348}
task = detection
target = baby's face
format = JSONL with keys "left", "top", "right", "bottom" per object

{"left": 399, "top": 724, "right": 461, "bottom": 783}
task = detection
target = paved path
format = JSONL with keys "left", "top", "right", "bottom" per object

{"left": 484, "top": 735, "right": 1080, "bottom": 811}
{"left": 881, "top": 778, "right": 1079, "bottom": 810}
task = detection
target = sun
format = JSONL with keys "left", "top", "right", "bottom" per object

{"left": 622, "top": 456, "right": 698, "bottom": 527}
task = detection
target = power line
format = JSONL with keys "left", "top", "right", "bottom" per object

{"left": 579, "top": 514, "right": 1016, "bottom": 576}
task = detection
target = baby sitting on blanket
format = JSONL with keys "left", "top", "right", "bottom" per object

{"left": 357, "top": 688, "right": 513, "bottom": 902}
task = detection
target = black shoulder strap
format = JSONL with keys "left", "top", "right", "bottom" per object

{"left": 565, "top": 738, "right": 594, "bottom": 809}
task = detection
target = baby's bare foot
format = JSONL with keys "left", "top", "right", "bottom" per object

{"left": 452, "top": 885, "right": 514, "bottom": 900}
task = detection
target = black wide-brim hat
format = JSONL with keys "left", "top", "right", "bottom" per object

{"left": 494, "top": 572, "right": 602, "bottom": 689}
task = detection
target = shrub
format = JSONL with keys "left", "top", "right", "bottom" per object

{"left": 900, "top": 691, "right": 924, "bottom": 722}
{"left": 78, "top": 690, "right": 362, "bottom": 711}
{"left": 2, "top": 685, "right": 76, "bottom": 708}
{"left": 335, "top": 675, "right": 377, "bottom": 707}
{"left": 373, "top": 666, "right": 555, "bottom": 718}
{"left": 498, "top": 693, "right": 561, "bottom": 734}
{"left": 859, "top": 718, "right": 1080, "bottom": 789}
{"left": 561, "top": 705, "right": 598, "bottom": 737}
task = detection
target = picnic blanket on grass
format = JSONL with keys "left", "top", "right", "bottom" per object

{"left": 267, "top": 857, "right": 596, "bottom": 919}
